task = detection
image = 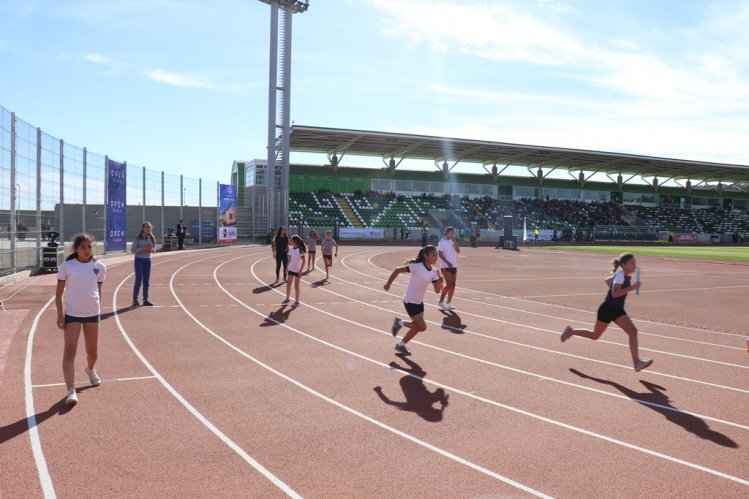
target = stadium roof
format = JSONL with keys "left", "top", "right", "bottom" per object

{"left": 289, "top": 125, "right": 749, "bottom": 190}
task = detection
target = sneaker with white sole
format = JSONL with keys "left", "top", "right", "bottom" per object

{"left": 446, "top": 303, "right": 455, "bottom": 310}
{"left": 394, "top": 343, "right": 412, "bottom": 356}
{"left": 66, "top": 388, "right": 78, "bottom": 407}
{"left": 438, "top": 302, "right": 449, "bottom": 311}
{"left": 561, "top": 326, "right": 573, "bottom": 343}
{"left": 634, "top": 358, "right": 653, "bottom": 372}
{"left": 292, "top": 300, "right": 300, "bottom": 307}
{"left": 391, "top": 317, "right": 402, "bottom": 337}
{"left": 282, "top": 298, "right": 290, "bottom": 304}
{"left": 85, "top": 367, "right": 101, "bottom": 387}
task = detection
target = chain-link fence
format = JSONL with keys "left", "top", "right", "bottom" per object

{"left": 1, "top": 105, "right": 222, "bottom": 276}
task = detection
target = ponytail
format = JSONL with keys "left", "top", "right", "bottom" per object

{"left": 291, "top": 234, "right": 306, "bottom": 254}
{"left": 404, "top": 245, "right": 437, "bottom": 265}
{"left": 611, "top": 252, "right": 634, "bottom": 273}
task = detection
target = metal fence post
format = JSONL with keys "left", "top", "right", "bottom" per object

{"left": 59, "top": 139, "right": 64, "bottom": 246}
{"left": 10, "top": 112, "right": 16, "bottom": 270}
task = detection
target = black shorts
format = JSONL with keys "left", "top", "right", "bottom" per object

{"left": 403, "top": 301, "right": 425, "bottom": 317}
{"left": 323, "top": 255, "right": 333, "bottom": 263}
{"left": 64, "top": 314, "right": 100, "bottom": 325}
{"left": 287, "top": 270, "right": 300, "bottom": 277}
{"left": 596, "top": 303, "right": 626, "bottom": 324}
{"left": 308, "top": 251, "right": 316, "bottom": 256}
{"left": 441, "top": 268, "right": 457, "bottom": 275}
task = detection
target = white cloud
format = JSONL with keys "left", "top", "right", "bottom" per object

{"left": 84, "top": 52, "right": 110, "bottom": 65}
{"left": 147, "top": 69, "right": 213, "bottom": 89}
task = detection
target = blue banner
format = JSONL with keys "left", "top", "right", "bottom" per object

{"left": 218, "top": 183, "right": 237, "bottom": 243}
{"left": 106, "top": 159, "right": 127, "bottom": 251}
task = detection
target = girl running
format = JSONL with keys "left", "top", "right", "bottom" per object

{"left": 385, "top": 245, "right": 444, "bottom": 356}
{"left": 320, "top": 230, "right": 339, "bottom": 279}
{"left": 283, "top": 235, "right": 306, "bottom": 306}
{"left": 131, "top": 221, "right": 156, "bottom": 307}
{"left": 437, "top": 226, "right": 460, "bottom": 310}
{"left": 561, "top": 252, "right": 652, "bottom": 372}
{"left": 271, "top": 226, "right": 289, "bottom": 283}
{"left": 305, "top": 229, "right": 319, "bottom": 273}
{"left": 55, "top": 233, "right": 107, "bottom": 406}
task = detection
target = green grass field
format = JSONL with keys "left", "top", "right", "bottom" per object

{"left": 543, "top": 245, "right": 749, "bottom": 261}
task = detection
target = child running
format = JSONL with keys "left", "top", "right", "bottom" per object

{"left": 320, "top": 230, "right": 339, "bottom": 279}
{"left": 55, "top": 233, "right": 107, "bottom": 406}
{"left": 305, "top": 229, "right": 318, "bottom": 273}
{"left": 437, "top": 226, "right": 460, "bottom": 310}
{"left": 283, "top": 234, "right": 306, "bottom": 306}
{"left": 385, "top": 245, "right": 444, "bottom": 356}
{"left": 561, "top": 252, "right": 653, "bottom": 372}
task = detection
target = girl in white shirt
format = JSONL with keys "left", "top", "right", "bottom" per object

{"left": 283, "top": 235, "right": 307, "bottom": 307}
{"left": 305, "top": 229, "right": 318, "bottom": 273}
{"left": 437, "top": 226, "right": 460, "bottom": 310}
{"left": 384, "top": 245, "right": 444, "bottom": 356}
{"left": 55, "top": 233, "right": 107, "bottom": 406}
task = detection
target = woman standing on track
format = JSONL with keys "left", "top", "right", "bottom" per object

{"left": 282, "top": 235, "right": 306, "bottom": 306}
{"left": 55, "top": 233, "right": 106, "bottom": 407}
{"left": 320, "top": 230, "right": 339, "bottom": 280}
{"left": 437, "top": 226, "right": 460, "bottom": 310}
{"left": 131, "top": 222, "right": 156, "bottom": 307}
{"left": 561, "top": 252, "right": 652, "bottom": 372}
{"left": 305, "top": 229, "right": 318, "bottom": 273}
{"left": 272, "top": 226, "right": 289, "bottom": 284}
{"left": 385, "top": 245, "right": 444, "bottom": 356}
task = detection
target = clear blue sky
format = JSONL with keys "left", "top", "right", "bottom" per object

{"left": 2, "top": 0, "right": 748, "bottom": 184}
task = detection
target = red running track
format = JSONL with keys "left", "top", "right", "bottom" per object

{"left": 1, "top": 244, "right": 748, "bottom": 497}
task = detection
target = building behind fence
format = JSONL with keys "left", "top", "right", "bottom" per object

{"left": 0, "top": 105, "right": 224, "bottom": 276}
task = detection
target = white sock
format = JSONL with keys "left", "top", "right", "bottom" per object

{"left": 397, "top": 340, "right": 405, "bottom": 347}
{"left": 397, "top": 319, "right": 406, "bottom": 327}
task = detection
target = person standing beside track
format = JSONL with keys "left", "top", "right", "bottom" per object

{"left": 560, "top": 252, "right": 653, "bottom": 372}
{"left": 272, "top": 226, "right": 290, "bottom": 284}
{"left": 305, "top": 229, "right": 319, "bottom": 273}
{"left": 131, "top": 222, "right": 156, "bottom": 307}
{"left": 385, "top": 245, "right": 444, "bottom": 357}
{"left": 55, "top": 233, "right": 106, "bottom": 407}
{"left": 437, "top": 226, "right": 460, "bottom": 311}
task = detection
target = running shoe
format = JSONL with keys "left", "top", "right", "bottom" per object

{"left": 391, "top": 317, "right": 402, "bottom": 337}
{"left": 395, "top": 344, "right": 412, "bottom": 356}
{"left": 561, "top": 326, "right": 573, "bottom": 343}
{"left": 66, "top": 388, "right": 78, "bottom": 407}
{"left": 143, "top": 300, "right": 154, "bottom": 306}
{"left": 132, "top": 300, "right": 139, "bottom": 307}
{"left": 282, "top": 298, "right": 290, "bottom": 304}
{"left": 634, "top": 358, "right": 653, "bottom": 372}
{"left": 446, "top": 303, "right": 455, "bottom": 310}
{"left": 292, "top": 300, "right": 300, "bottom": 307}
{"left": 438, "top": 302, "right": 449, "bottom": 311}
{"left": 85, "top": 367, "right": 101, "bottom": 387}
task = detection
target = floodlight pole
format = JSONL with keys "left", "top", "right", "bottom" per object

{"left": 259, "top": 0, "right": 309, "bottom": 233}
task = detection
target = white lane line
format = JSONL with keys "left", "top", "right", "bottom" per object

{"left": 24, "top": 296, "right": 57, "bottom": 499}
{"left": 32, "top": 375, "right": 157, "bottom": 388}
{"left": 113, "top": 263, "right": 302, "bottom": 499}
{"left": 240, "top": 255, "right": 749, "bottom": 487}
{"left": 363, "top": 248, "right": 748, "bottom": 340}
{"left": 184, "top": 258, "right": 552, "bottom": 498}
{"left": 518, "top": 283, "right": 749, "bottom": 298}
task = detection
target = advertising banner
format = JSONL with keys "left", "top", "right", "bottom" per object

{"left": 338, "top": 228, "right": 385, "bottom": 239}
{"left": 218, "top": 184, "right": 237, "bottom": 244}
{"left": 673, "top": 232, "right": 698, "bottom": 242}
{"left": 106, "top": 159, "right": 127, "bottom": 251}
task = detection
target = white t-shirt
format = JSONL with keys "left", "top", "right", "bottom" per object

{"left": 288, "top": 247, "right": 305, "bottom": 273}
{"left": 437, "top": 238, "right": 458, "bottom": 269}
{"left": 57, "top": 258, "right": 107, "bottom": 317}
{"left": 403, "top": 262, "right": 439, "bottom": 304}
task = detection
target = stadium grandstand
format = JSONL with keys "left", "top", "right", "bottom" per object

{"left": 231, "top": 126, "right": 749, "bottom": 245}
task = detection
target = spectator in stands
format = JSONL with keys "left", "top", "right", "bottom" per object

{"left": 272, "top": 226, "right": 289, "bottom": 284}
{"left": 176, "top": 219, "right": 187, "bottom": 250}
{"left": 393, "top": 227, "right": 397, "bottom": 241}
{"left": 131, "top": 222, "right": 156, "bottom": 307}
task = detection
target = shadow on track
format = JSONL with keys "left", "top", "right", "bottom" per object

{"left": 570, "top": 368, "right": 738, "bottom": 448}
{"left": 260, "top": 305, "right": 295, "bottom": 327}
{"left": 440, "top": 310, "right": 467, "bottom": 334}
{"left": 0, "top": 386, "right": 96, "bottom": 444}
{"left": 373, "top": 356, "right": 449, "bottom": 422}
{"left": 101, "top": 306, "right": 138, "bottom": 320}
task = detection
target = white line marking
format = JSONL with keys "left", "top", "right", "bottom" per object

{"left": 113, "top": 264, "right": 302, "bottom": 499}
{"left": 240, "top": 255, "right": 749, "bottom": 487}
{"left": 24, "top": 296, "right": 58, "bottom": 499}
{"left": 32, "top": 375, "right": 157, "bottom": 388}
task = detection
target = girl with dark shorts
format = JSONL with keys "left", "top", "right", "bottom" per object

{"left": 282, "top": 235, "right": 306, "bottom": 306}
{"left": 561, "top": 253, "right": 652, "bottom": 372}
{"left": 55, "top": 233, "right": 107, "bottom": 406}
{"left": 384, "top": 245, "right": 444, "bottom": 356}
